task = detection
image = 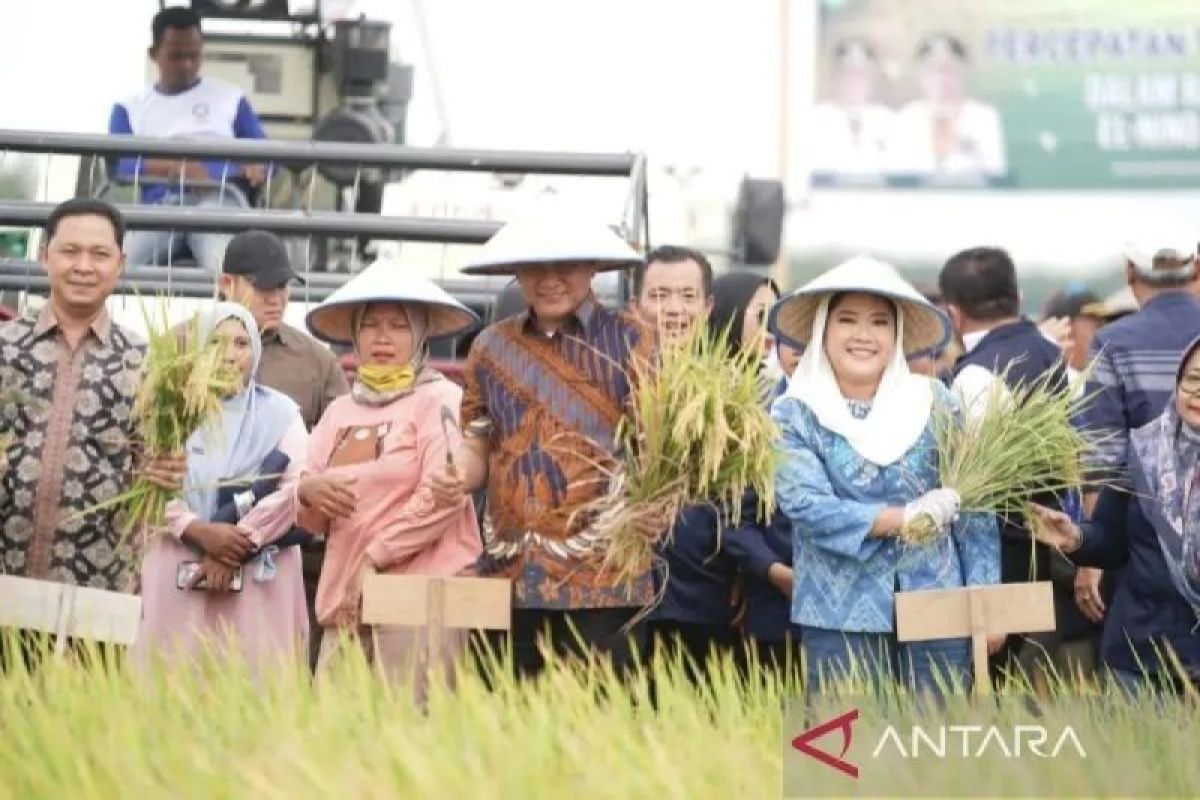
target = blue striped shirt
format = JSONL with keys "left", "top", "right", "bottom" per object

{"left": 1079, "top": 291, "right": 1200, "bottom": 482}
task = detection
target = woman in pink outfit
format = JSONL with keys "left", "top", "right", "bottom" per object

{"left": 135, "top": 303, "right": 309, "bottom": 671}
{"left": 300, "top": 260, "right": 482, "bottom": 692}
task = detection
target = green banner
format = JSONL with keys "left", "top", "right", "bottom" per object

{"left": 815, "top": 0, "right": 1200, "bottom": 188}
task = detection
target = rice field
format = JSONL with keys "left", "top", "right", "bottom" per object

{"left": 0, "top": 636, "right": 1196, "bottom": 800}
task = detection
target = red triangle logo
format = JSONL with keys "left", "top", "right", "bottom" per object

{"left": 791, "top": 709, "right": 860, "bottom": 779}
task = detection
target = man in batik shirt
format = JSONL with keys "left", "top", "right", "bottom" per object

{"left": 431, "top": 214, "right": 654, "bottom": 678}
{"left": 0, "top": 199, "right": 145, "bottom": 592}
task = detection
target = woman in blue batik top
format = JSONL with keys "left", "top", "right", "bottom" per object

{"left": 767, "top": 255, "right": 1001, "bottom": 694}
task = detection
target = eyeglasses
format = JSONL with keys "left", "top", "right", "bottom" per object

{"left": 1180, "top": 373, "right": 1200, "bottom": 396}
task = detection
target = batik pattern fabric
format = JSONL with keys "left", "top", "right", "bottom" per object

{"left": 0, "top": 309, "right": 145, "bottom": 591}
{"left": 0, "top": 309, "right": 145, "bottom": 592}
{"left": 461, "top": 299, "right": 654, "bottom": 609}
{"left": 772, "top": 381, "right": 1000, "bottom": 633}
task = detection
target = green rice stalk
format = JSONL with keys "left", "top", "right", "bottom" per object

{"left": 899, "top": 364, "right": 1111, "bottom": 546}
{"left": 71, "top": 299, "right": 238, "bottom": 537}
{"left": 588, "top": 323, "right": 780, "bottom": 584}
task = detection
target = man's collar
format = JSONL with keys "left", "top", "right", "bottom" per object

{"left": 521, "top": 295, "right": 597, "bottom": 337}
{"left": 260, "top": 323, "right": 294, "bottom": 347}
{"left": 960, "top": 317, "right": 1028, "bottom": 354}
{"left": 961, "top": 329, "right": 988, "bottom": 354}
{"left": 33, "top": 304, "right": 111, "bottom": 344}
{"left": 1143, "top": 289, "right": 1196, "bottom": 310}
{"left": 154, "top": 77, "right": 202, "bottom": 96}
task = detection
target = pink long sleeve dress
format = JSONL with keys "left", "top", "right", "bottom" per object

{"left": 133, "top": 415, "right": 310, "bottom": 671}
{"left": 303, "top": 375, "right": 481, "bottom": 683}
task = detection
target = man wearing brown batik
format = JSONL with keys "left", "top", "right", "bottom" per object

{"left": 430, "top": 215, "right": 655, "bottom": 679}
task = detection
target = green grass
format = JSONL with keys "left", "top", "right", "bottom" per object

{"left": 0, "top": 635, "right": 1195, "bottom": 799}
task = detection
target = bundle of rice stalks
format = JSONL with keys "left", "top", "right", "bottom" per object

{"left": 900, "top": 367, "right": 1101, "bottom": 545}
{"left": 126, "top": 304, "right": 238, "bottom": 530}
{"left": 591, "top": 324, "right": 779, "bottom": 585}
{"left": 78, "top": 302, "right": 237, "bottom": 534}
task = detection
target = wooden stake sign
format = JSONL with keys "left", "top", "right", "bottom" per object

{"left": 361, "top": 574, "right": 511, "bottom": 667}
{"left": 895, "top": 581, "right": 1056, "bottom": 694}
{"left": 0, "top": 575, "right": 142, "bottom": 654}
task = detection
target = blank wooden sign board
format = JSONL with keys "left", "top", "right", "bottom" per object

{"left": 895, "top": 581, "right": 1056, "bottom": 694}
{"left": 0, "top": 575, "right": 142, "bottom": 653}
{"left": 362, "top": 574, "right": 511, "bottom": 667}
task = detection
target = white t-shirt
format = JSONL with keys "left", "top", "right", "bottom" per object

{"left": 113, "top": 77, "right": 256, "bottom": 140}
{"left": 109, "top": 77, "right": 265, "bottom": 200}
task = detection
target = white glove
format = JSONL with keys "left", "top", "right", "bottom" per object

{"left": 903, "top": 488, "right": 961, "bottom": 535}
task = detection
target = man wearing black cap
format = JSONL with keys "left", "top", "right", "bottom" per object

{"left": 220, "top": 230, "right": 350, "bottom": 670}
{"left": 219, "top": 230, "right": 349, "bottom": 430}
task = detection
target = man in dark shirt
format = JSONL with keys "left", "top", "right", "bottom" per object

{"left": 939, "top": 246, "right": 1069, "bottom": 684}
{"left": 630, "top": 246, "right": 738, "bottom": 675}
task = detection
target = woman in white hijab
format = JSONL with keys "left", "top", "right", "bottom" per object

{"left": 136, "top": 303, "right": 309, "bottom": 672}
{"left": 767, "top": 256, "right": 1000, "bottom": 695}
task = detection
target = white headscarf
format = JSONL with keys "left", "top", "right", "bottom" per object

{"left": 182, "top": 303, "right": 299, "bottom": 521}
{"left": 786, "top": 294, "right": 933, "bottom": 466}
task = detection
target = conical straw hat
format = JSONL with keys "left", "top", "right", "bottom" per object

{"left": 461, "top": 211, "right": 642, "bottom": 276}
{"left": 768, "top": 255, "right": 951, "bottom": 357}
{"left": 306, "top": 258, "right": 479, "bottom": 345}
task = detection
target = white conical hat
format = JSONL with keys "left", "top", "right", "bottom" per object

{"left": 461, "top": 211, "right": 643, "bottom": 276}
{"left": 306, "top": 258, "right": 479, "bottom": 345}
{"left": 769, "top": 255, "right": 951, "bottom": 356}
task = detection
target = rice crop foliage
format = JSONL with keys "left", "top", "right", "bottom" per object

{"left": 902, "top": 367, "right": 1102, "bottom": 545}
{"left": 593, "top": 324, "right": 779, "bottom": 584}
{"left": 113, "top": 301, "right": 237, "bottom": 533}
{"left": 0, "top": 632, "right": 1195, "bottom": 800}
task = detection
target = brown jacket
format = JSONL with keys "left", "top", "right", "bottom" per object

{"left": 258, "top": 323, "right": 349, "bottom": 430}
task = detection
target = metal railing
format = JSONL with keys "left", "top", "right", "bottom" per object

{"left": 0, "top": 129, "right": 639, "bottom": 177}
{"left": 0, "top": 128, "right": 648, "bottom": 312}
{"left": 0, "top": 259, "right": 514, "bottom": 307}
{"left": 0, "top": 201, "right": 502, "bottom": 243}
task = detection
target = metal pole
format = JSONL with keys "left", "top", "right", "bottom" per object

{"left": 0, "top": 129, "right": 639, "bottom": 177}
{"left": 0, "top": 262, "right": 513, "bottom": 308}
{"left": 0, "top": 202, "right": 502, "bottom": 243}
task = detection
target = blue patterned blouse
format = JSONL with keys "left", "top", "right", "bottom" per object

{"left": 771, "top": 381, "right": 1000, "bottom": 633}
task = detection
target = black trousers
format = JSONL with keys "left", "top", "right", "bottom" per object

{"left": 990, "top": 536, "right": 1059, "bottom": 683}
{"left": 747, "top": 633, "right": 803, "bottom": 682}
{"left": 501, "top": 607, "right": 647, "bottom": 680}
{"left": 647, "top": 619, "right": 739, "bottom": 682}
{"left": 302, "top": 541, "right": 325, "bottom": 672}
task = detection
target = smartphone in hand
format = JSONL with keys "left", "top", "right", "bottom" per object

{"left": 176, "top": 561, "right": 244, "bottom": 592}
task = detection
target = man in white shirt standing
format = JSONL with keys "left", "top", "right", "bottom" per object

{"left": 108, "top": 7, "right": 267, "bottom": 273}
